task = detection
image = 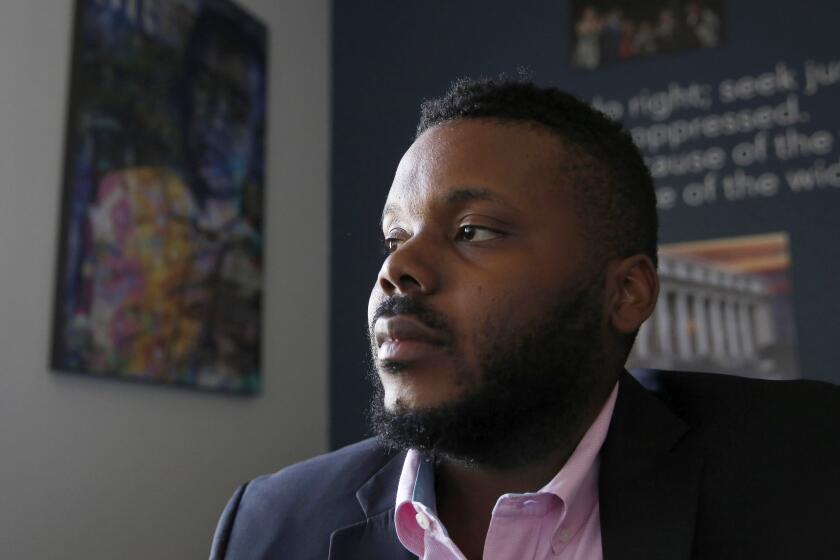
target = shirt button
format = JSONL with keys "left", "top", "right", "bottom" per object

{"left": 415, "top": 511, "right": 431, "bottom": 530}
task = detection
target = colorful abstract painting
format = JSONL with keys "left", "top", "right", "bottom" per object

{"left": 52, "top": 0, "right": 266, "bottom": 393}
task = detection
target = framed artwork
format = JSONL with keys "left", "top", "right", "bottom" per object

{"left": 51, "top": 0, "right": 267, "bottom": 393}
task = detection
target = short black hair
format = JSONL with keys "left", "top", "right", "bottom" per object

{"left": 417, "top": 77, "right": 658, "bottom": 268}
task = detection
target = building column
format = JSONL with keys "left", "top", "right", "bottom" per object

{"left": 724, "top": 297, "right": 742, "bottom": 360}
{"left": 675, "top": 289, "right": 693, "bottom": 360}
{"left": 692, "top": 292, "right": 711, "bottom": 357}
{"left": 708, "top": 294, "right": 726, "bottom": 359}
{"left": 635, "top": 317, "right": 652, "bottom": 359}
{"left": 738, "top": 300, "right": 756, "bottom": 359}
{"left": 655, "top": 288, "right": 673, "bottom": 356}
{"left": 753, "top": 302, "right": 776, "bottom": 347}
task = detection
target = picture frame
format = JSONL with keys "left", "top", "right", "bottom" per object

{"left": 51, "top": 0, "right": 268, "bottom": 394}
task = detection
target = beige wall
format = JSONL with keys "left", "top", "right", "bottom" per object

{"left": 0, "top": 1, "right": 330, "bottom": 558}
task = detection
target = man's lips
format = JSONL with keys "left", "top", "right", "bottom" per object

{"left": 374, "top": 315, "right": 448, "bottom": 362}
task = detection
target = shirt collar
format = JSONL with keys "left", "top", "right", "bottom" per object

{"left": 395, "top": 449, "right": 438, "bottom": 555}
{"left": 540, "top": 381, "right": 619, "bottom": 545}
{"left": 396, "top": 448, "right": 434, "bottom": 509}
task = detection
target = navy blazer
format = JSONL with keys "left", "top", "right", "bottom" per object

{"left": 210, "top": 371, "right": 840, "bottom": 559}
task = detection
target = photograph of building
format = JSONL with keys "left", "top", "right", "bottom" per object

{"left": 628, "top": 232, "right": 799, "bottom": 379}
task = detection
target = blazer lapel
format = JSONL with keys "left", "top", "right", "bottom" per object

{"left": 328, "top": 449, "right": 414, "bottom": 560}
{"left": 599, "top": 371, "right": 703, "bottom": 560}
{"left": 328, "top": 508, "right": 414, "bottom": 560}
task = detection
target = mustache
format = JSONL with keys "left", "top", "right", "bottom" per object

{"left": 369, "top": 295, "right": 453, "bottom": 342}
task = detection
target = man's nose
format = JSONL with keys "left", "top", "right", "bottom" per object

{"left": 376, "top": 236, "right": 439, "bottom": 296}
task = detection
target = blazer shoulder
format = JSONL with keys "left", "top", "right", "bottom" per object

{"left": 629, "top": 371, "right": 840, "bottom": 556}
{"left": 211, "top": 438, "right": 402, "bottom": 559}
{"left": 635, "top": 369, "right": 840, "bottom": 455}
{"left": 240, "top": 436, "right": 399, "bottom": 520}
{"left": 262, "top": 437, "right": 396, "bottom": 490}
{"left": 643, "top": 370, "right": 839, "bottom": 420}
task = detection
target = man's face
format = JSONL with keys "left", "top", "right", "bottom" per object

{"left": 368, "top": 120, "right": 606, "bottom": 415}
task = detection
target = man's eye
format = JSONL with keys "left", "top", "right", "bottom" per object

{"left": 456, "top": 225, "right": 502, "bottom": 242}
{"left": 382, "top": 237, "right": 403, "bottom": 254}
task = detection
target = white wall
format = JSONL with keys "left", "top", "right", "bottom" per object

{"left": 0, "top": 1, "right": 330, "bottom": 558}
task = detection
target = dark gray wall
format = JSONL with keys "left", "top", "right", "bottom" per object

{"left": 331, "top": 0, "right": 840, "bottom": 448}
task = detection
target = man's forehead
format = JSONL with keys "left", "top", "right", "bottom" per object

{"left": 382, "top": 120, "right": 593, "bottom": 219}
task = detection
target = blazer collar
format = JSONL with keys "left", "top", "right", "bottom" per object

{"left": 355, "top": 446, "right": 406, "bottom": 517}
{"left": 599, "top": 371, "right": 703, "bottom": 560}
{"left": 329, "top": 447, "right": 413, "bottom": 559}
{"left": 328, "top": 507, "right": 414, "bottom": 560}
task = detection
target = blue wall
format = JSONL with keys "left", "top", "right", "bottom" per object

{"left": 330, "top": 0, "right": 840, "bottom": 448}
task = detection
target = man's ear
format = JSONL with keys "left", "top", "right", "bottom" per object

{"left": 605, "top": 254, "right": 659, "bottom": 334}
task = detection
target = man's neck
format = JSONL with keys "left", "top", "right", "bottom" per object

{"left": 432, "top": 377, "right": 617, "bottom": 559}
{"left": 433, "top": 430, "right": 582, "bottom": 559}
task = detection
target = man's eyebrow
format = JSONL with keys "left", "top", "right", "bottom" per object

{"left": 380, "top": 187, "right": 508, "bottom": 226}
{"left": 444, "top": 187, "right": 502, "bottom": 204}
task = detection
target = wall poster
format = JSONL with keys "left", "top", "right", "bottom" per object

{"left": 568, "top": 2, "right": 840, "bottom": 383}
{"left": 51, "top": 0, "right": 267, "bottom": 393}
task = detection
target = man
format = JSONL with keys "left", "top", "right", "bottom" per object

{"left": 210, "top": 78, "right": 839, "bottom": 559}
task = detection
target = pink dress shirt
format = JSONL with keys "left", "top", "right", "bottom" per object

{"left": 394, "top": 382, "right": 619, "bottom": 559}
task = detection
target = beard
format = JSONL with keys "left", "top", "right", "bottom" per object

{"left": 367, "top": 275, "right": 608, "bottom": 469}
